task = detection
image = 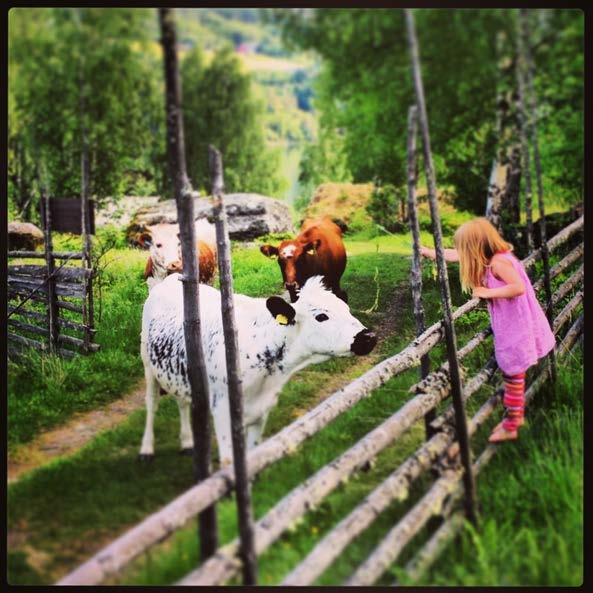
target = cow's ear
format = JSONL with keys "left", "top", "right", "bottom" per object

{"left": 266, "top": 296, "right": 296, "bottom": 326}
{"left": 260, "top": 245, "right": 279, "bottom": 259}
{"left": 305, "top": 239, "right": 321, "bottom": 255}
{"left": 138, "top": 232, "right": 152, "bottom": 248}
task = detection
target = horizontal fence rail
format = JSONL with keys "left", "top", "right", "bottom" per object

{"left": 392, "top": 312, "right": 583, "bottom": 586}
{"left": 58, "top": 215, "right": 583, "bottom": 586}
{"left": 8, "top": 247, "right": 98, "bottom": 357}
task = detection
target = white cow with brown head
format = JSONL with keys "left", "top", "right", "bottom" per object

{"left": 138, "top": 219, "right": 217, "bottom": 290}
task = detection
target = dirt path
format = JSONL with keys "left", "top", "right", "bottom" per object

{"left": 8, "top": 380, "right": 147, "bottom": 483}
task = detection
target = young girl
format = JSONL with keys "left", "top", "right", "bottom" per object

{"left": 420, "top": 217, "right": 555, "bottom": 443}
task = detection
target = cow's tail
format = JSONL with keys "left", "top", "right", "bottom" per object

{"left": 195, "top": 218, "right": 217, "bottom": 252}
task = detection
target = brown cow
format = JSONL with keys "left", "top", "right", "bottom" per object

{"left": 260, "top": 217, "right": 348, "bottom": 303}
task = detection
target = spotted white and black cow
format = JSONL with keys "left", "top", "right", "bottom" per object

{"left": 139, "top": 275, "right": 377, "bottom": 465}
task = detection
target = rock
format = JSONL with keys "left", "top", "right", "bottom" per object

{"left": 126, "top": 193, "right": 294, "bottom": 245}
{"left": 95, "top": 196, "right": 160, "bottom": 228}
{"left": 8, "top": 222, "right": 44, "bottom": 251}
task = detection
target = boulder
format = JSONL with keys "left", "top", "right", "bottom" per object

{"left": 8, "top": 222, "right": 44, "bottom": 251}
{"left": 127, "top": 193, "right": 294, "bottom": 245}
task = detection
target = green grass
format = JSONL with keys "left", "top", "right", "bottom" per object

{"left": 399, "top": 346, "right": 583, "bottom": 587}
{"left": 7, "top": 212, "right": 582, "bottom": 586}
{"left": 8, "top": 239, "right": 148, "bottom": 450}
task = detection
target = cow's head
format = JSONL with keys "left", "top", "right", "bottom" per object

{"left": 260, "top": 238, "right": 321, "bottom": 302}
{"left": 142, "top": 223, "right": 183, "bottom": 276}
{"left": 266, "top": 276, "right": 377, "bottom": 359}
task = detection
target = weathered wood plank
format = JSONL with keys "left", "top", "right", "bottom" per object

{"left": 532, "top": 243, "right": 582, "bottom": 293}
{"left": 281, "top": 357, "right": 496, "bottom": 586}
{"left": 210, "top": 145, "right": 257, "bottom": 584}
{"left": 7, "top": 318, "right": 49, "bottom": 338}
{"left": 553, "top": 291, "right": 583, "bottom": 334}
{"left": 159, "top": 7, "right": 218, "bottom": 561}
{"left": 8, "top": 264, "right": 91, "bottom": 282}
{"left": 8, "top": 251, "right": 84, "bottom": 260}
{"left": 57, "top": 333, "right": 100, "bottom": 352}
{"left": 550, "top": 264, "right": 583, "bottom": 306}
{"left": 345, "top": 467, "right": 463, "bottom": 586}
{"left": 8, "top": 306, "right": 91, "bottom": 333}
{"left": 404, "top": 8, "right": 476, "bottom": 524}
{"left": 178, "top": 351, "right": 503, "bottom": 587}
{"left": 8, "top": 332, "right": 47, "bottom": 351}
{"left": 396, "top": 512, "right": 465, "bottom": 585}
{"left": 8, "top": 276, "right": 85, "bottom": 298}
{"left": 406, "top": 104, "right": 433, "bottom": 437}
{"left": 56, "top": 299, "right": 84, "bottom": 313}
{"left": 57, "top": 217, "right": 584, "bottom": 586}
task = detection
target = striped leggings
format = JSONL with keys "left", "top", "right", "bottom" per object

{"left": 502, "top": 372, "right": 526, "bottom": 431}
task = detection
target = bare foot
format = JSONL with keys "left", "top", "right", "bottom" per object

{"left": 488, "top": 425, "right": 518, "bottom": 443}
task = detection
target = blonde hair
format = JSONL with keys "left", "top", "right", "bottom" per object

{"left": 454, "top": 218, "right": 513, "bottom": 293}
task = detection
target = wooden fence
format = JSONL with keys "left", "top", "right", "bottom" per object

{"left": 7, "top": 194, "right": 98, "bottom": 359}
{"left": 58, "top": 214, "right": 583, "bottom": 586}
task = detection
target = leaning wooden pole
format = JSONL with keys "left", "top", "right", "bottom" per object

{"left": 515, "top": 10, "right": 535, "bottom": 254}
{"left": 404, "top": 9, "right": 477, "bottom": 525}
{"left": 75, "top": 7, "right": 93, "bottom": 354}
{"left": 40, "top": 168, "right": 59, "bottom": 354}
{"left": 209, "top": 145, "right": 258, "bottom": 584}
{"left": 406, "top": 104, "right": 433, "bottom": 438}
{"left": 159, "top": 7, "right": 218, "bottom": 560}
{"left": 520, "top": 8, "right": 556, "bottom": 381}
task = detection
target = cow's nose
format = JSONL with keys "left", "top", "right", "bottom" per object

{"left": 286, "top": 282, "right": 299, "bottom": 303}
{"left": 351, "top": 329, "right": 377, "bottom": 355}
{"left": 167, "top": 260, "right": 183, "bottom": 274}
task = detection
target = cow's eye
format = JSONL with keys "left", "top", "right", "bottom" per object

{"left": 156, "top": 243, "right": 163, "bottom": 248}
{"left": 315, "top": 313, "right": 329, "bottom": 322}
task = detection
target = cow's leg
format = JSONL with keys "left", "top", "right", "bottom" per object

{"left": 139, "top": 368, "right": 159, "bottom": 461}
{"left": 212, "top": 393, "right": 234, "bottom": 468}
{"left": 246, "top": 411, "right": 269, "bottom": 450}
{"left": 177, "top": 396, "right": 194, "bottom": 455}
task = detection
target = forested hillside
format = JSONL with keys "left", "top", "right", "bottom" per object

{"left": 8, "top": 8, "right": 316, "bottom": 221}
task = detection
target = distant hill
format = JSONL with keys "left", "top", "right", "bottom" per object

{"left": 147, "top": 8, "right": 318, "bottom": 204}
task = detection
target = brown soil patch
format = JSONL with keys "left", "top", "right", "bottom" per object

{"left": 8, "top": 380, "right": 147, "bottom": 483}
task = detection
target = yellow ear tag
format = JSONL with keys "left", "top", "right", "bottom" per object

{"left": 306, "top": 248, "right": 315, "bottom": 255}
{"left": 276, "top": 314, "right": 289, "bottom": 325}
{"left": 271, "top": 254, "right": 278, "bottom": 259}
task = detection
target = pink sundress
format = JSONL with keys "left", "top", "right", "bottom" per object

{"left": 483, "top": 251, "right": 555, "bottom": 375}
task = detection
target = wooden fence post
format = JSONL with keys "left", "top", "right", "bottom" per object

{"left": 209, "top": 145, "right": 258, "bottom": 584}
{"left": 159, "top": 7, "right": 218, "bottom": 560}
{"left": 520, "top": 8, "right": 556, "bottom": 381}
{"left": 41, "top": 177, "right": 59, "bottom": 354}
{"left": 404, "top": 9, "right": 477, "bottom": 525}
{"left": 406, "top": 104, "right": 433, "bottom": 438}
{"left": 74, "top": 7, "right": 94, "bottom": 355}
{"left": 515, "top": 10, "right": 535, "bottom": 254}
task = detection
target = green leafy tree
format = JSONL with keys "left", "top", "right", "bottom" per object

{"left": 275, "top": 8, "right": 583, "bottom": 213}
{"left": 182, "top": 47, "right": 283, "bottom": 196}
{"left": 8, "top": 8, "right": 164, "bottom": 219}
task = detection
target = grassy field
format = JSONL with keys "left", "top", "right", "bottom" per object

{"left": 406, "top": 346, "right": 584, "bottom": 587}
{"left": 7, "top": 219, "right": 582, "bottom": 586}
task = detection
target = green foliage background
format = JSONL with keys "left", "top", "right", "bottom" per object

{"left": 275, "top": 8, "right": 583, "bottom": 214}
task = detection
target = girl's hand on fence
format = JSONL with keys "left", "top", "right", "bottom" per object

{"left": 420, "top": 246, "right": 434, "bottom": 259}
{"left": 472, "top": 286, "right": 491, "bottom": 299}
